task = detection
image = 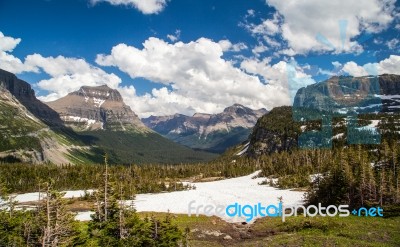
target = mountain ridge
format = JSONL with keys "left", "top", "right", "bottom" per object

{"left": 142, "top": 104, "right": 267, "bottom": 153}
{"left": 0, "top": 69, "right": 217, "bottom": 164}
{"left": 293, "top": 74, "right": 400, "bottom": 113}
{"left": 0, "top": 68, "right": 63, "bottom": 125}
{"left": 0, "top": 69, "right": 93, "bottom": 164}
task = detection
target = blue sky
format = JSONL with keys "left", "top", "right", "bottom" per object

{"left": 0, "top": 0, "right": 399, "bottom": 117}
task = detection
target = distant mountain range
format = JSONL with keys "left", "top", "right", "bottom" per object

{"left": 0, "top": 69, "right": 217, "bottom": 164}
{"left": 142, "top": 104, "right": 267, "bottom": 153}
{"left": 7, "top": 68, "right": 396, "bottom": 164}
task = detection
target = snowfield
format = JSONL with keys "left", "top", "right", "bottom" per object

{"left": 132, "top": 170, "right": 305, "bottom": 223}
{"left": 2, "top": 171, "right": 305, "bottom": 223}
{"left": 10, "top": 190, "right": 95, "bottom": 203}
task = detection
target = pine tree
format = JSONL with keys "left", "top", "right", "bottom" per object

{"left": 40, "top": 182, "right": 77, "bottom": 247}
{"left": 88, "top": 154, "right": 185, "bottom": 246}
{"left": 156, "top": 213, "right": 183, "bottom": 247}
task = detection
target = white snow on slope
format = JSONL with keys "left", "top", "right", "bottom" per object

{"left": 11, "top": 190, "right": 95, "bottom": 203}
{"left": 357, "top": 120, "right": 380, "bottom": 132}
{"left": 236, "top": 142, "right": 250, "bottom": 156}
{"left": 332, "top": 133, "right": 344, "bottom": 139}
{"left": 132, "top": 171, "right": 304, "bottom": 223}
{"left": 376, "top": 94, "right": 400, "bottom": 99}
{"left": 93, "top": 97, "right": 105, "bottom": 108}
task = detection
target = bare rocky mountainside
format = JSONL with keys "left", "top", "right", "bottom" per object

{"left": 46, "top": 85, "right": 147, "bottom": 132}
{"left": 245, "top": 74, "right": 400, "bottom": 157}
{"left": 142, "top": 104, "right": 267, "bottom": 153}
{"left": 0, "top": 69, "right": 216, "bottom": 164}
{"left": 294, "top": 74, "right": 400, "bottom": 113}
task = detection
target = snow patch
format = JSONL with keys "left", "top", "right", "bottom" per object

{"left": 75, "top": 211, "right": 95, "bottom": 221}
{"left": 332, "top": 133, "right": 344, "bottom": 139}
{"left": 12, "top": 190, "right": 95, "bottom": 203}
{"left": 357, "top": 120, "right": 380, "bottom": 132}
{"left": 93, "top": 97, "right": 105, "bottom": 108}
{"left": 376, "top": 94, "right": 400, "bottom": 99}
{"left": 236, "top": 142, "right": 249, "bottom": 156}
{"left": 64, "top": 116, "right": 97, "bottom": 126}
{"left": 87, "top": 119, "right": 96, "bottom": 125}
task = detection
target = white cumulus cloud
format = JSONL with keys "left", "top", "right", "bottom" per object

{"left": 0, "top": 32, "right": 37, "bottom": 74}
{"left": 251, "top": 0, "right": 396, "bottom": 54}
{"left": 90, "top": 0, "right": 168, "bottom": 14}
{"left": 240, "top": 58, "right": 316, "bottom": 101}
{"left": 247, "top": 12, "right": 281, "bottom": 36}
{"left": 0, "top": 32, "right": 122, "bottom": 101}
{"left": 24, "top": 54, "right": 122, "bottom": 101}
{"left": 386, "top": 38, "right": 399, "bottom": 49}
{"left": 342, "top": 55, "right": 400, "bottom": 76}
{"left": 96, "top": 37, "right": 297, "bottom": 117}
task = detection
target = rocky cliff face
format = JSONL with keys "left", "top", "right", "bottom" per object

{"left": 46, "top": 85, "right": 147, "bottom": 132}
{"left": 0, "top": 69, "right": 96, "bottom": 164}
{"left": 294, "top": 74, "right": 400, "bottom": 113}
{"left": 0, "top": 69, "right": 62, "bottom": 125}
{"left": 246, "top": 74, "right": 400, "bottom": 158}
{"left": 246, "top": 106, "right": 300, "bottom": 157}
{"left": 142, "top": 104, "right": 267, "bottom": 153}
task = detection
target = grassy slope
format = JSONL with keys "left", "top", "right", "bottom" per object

{"left": 167, "top": 127, "right": 251, "bottom": 154}
{"left": 74, "top": 212, "right": 400, "bottom": 247}
{"left": 0, "top": 101, "right": 44, "bottom": 152}
{"left": 0, "top": 99, "right": 102, "bottom": 164}
{"left": 0, "top": 99, "right": 217, "bottom": 165}
{"left": 78, "top": 130, "right": 218, "bottom": 164}
{"left": 151, "top": 214, "right": 400, "bottom": 247}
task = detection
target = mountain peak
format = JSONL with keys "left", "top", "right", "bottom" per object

{"left": 223, "top": 103, "right": 267, "bottom": 116}
{"left": 0, "top": 69, "right": 63, "bottom": 125}
{"left": 70, "top": 85, "right": 123, "bottom": 103}
{"left": 82, "top": 84, "right": 110, "bottom": 89}
{"left": 223, "top": 103, "right": 247, "bottom": 112}
{"left": 46, "top": 85, "right": 146, "bottom": 131}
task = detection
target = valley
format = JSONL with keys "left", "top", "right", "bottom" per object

{"left": 0, "top": 69, "right": 218, "bottom": 165}
{"left": 1, "top": 70, "right": 400, "bottom": 246}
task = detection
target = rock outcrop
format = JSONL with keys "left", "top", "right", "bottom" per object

{"left": 46, "top": 85, "right": 147, "bottom": 131}
{"left": 246, "top": 106, "right": 300, "bottom": 157}
{"left": 0, "top": 69, "right": 62, "bottom": 125}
